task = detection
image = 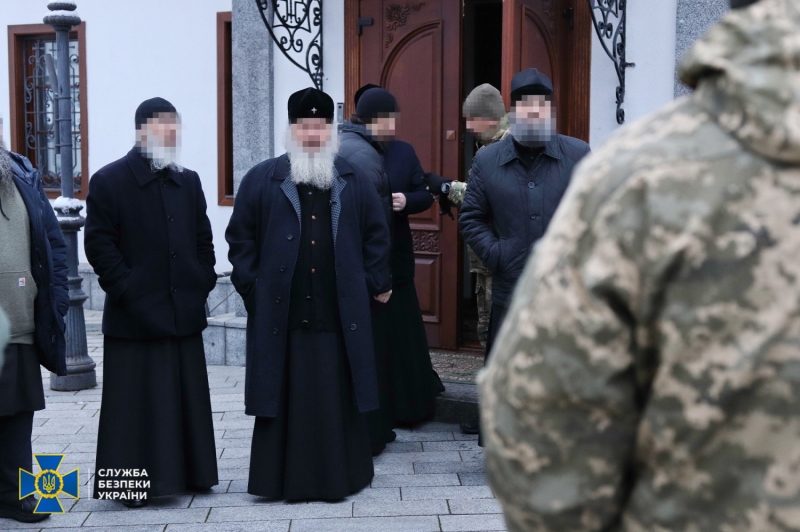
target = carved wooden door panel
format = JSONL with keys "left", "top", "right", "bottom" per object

{"left": 359, "top": 0, "right": 461, "bottom": 348}
{"left": 502, "top": 0, "right": 591, "bottom": 140}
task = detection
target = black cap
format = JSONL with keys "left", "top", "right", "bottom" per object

{"left": 355, "top": 88, "right": 398, "bottom": 122}
{"left": 135, "top": 97, "right": 177, "bottom": 129}
{"left": 510, "top": 68, "right": 553, "bottom": 104}
{"left": 730, "top": 0, "right": 759, "bottom": 7}
{"left": 288, "top": 88, "right": 334, "bottom": 123}
{"left": 354, "top": 83, "right": 381, "bottom": 107}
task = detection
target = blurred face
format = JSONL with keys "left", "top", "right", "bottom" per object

{"left": 466, "top": 117, "right": 501, "bottom": 142}
{"left": 138, "top": 112, "right": 180, "bottom": 148}
{"left": 510, "top": 95, "right": 556, "bottom": 146}
{"left": 290, "top": 118, "right": 333, "bottom": 153}
{"left": 512, "top": 95, "right": 553, "bottom": 124}
{"left": 366, "top": 113, "right": 398, "bottom": 141}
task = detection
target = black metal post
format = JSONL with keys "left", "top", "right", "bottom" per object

{"left": 44, "top": 1, "right": 96, "bottom": 391}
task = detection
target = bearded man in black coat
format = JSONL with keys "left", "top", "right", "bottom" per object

{"left": 226, "top": 88, "right": 392, "bottom": 501}
{"left": 84, "top": 98, "right": 219, "bottom": 506}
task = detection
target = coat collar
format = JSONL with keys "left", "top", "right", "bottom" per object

{"left": 126, "top": 146, "right": 182, "bottom": 188}
{"left": 498, "top": 134, "right": 561, "bottom": 166}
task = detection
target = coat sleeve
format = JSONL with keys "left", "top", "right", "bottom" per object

{"left": 84, "top": 171, "right": 132, "bottom": 301}
{"left": 359, "top": 179, "right": 392, "bottom": 296}
{"left": 193, "top": 171, "right": 217, "bottom": 292}
{"left": 400, "top": 150, "right": 434, "bottom": 215}
{"left": 478, "top": 160, "right": 649, "bottom": 532}
{"left": 225, "top": 165, "right": 264, "bottom": 305}
{"left": 36, "top": 175, "right": 68, "bottom": 319}
{"left": 458, "top": 156, "right": 501, "bottom": 271}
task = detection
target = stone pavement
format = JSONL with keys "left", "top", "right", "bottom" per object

{"left": 5, "top": 311, "right": 508, "bottom": 532}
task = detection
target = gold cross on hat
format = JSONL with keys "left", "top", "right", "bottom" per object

{"left": 311, "top": 107, "right": 317, "bottom": 114}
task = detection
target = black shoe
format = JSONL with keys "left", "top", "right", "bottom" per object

{"left": 0, "top": 496, "right": 50, "bottom": 523}
{"left": 121, "top": 498, "right": 148, "bottom": 508}
{"left": 388, "top": 430, "right": 397, "bottom": 443}
{"left": 460, "top": 419, "right": 480, "bottom": 435}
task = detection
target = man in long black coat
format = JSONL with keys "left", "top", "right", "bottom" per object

{"left": 84, "top": 98, "right": 218, "bottom": 506}
{"left": 0, "top": 140, "right": 68, "bottom": 524}
{"left": 226, "top": 87, "right": 392, "bottom": 501}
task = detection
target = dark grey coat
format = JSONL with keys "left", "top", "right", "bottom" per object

{"left": 338, "top": 121, "right": 393, "bottom": 230}
{"left": 225, "top": 155, "right": 392, "bottom": 418}
{"left": 459, "top": 134, "right": 591, "bottom": 307}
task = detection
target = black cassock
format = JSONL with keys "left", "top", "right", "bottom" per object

{"left": 248, "top": 183, "right": 373, "bottom": 501}
{"left": 84, "top": 152, "right": 220, "bottom": 499}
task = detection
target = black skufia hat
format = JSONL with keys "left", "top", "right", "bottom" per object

{"left": 355, "top": 88, "right": 398, "bottom": 122}
{"left": 510, "top": 68, "right": 554, "bottom": 103}
{"left": 288, "top": 88, "right": 334, "bottom": 123}
{"left": 354, "top": 83, "right": 381, "bottom": 107}
{"left": 135, "top": 97, "right": 177, "bottom": 129}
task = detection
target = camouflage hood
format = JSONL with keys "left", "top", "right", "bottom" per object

{"left": 679, "top": 0, "right": 800, "bottom": 163}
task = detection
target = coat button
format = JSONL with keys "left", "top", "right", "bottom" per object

{"left": 350, "top": 324, "right": 357, "bottom": 331}
{"left": 528, "top": 182, "right": 535, "bottom": 189}
{"left": 171, "top": 252, "right": 177, "bottom": 259}
{"left": 287, "top": 234, "right": 293, "bottom": 240}
{"left": 312, "top": 215, "right": 316, "bottom": 221}
{"left": 530, "top": 214, "right": 537, "bottom": 219}
{"left": 168, "top": 216, "right": 174, "bottom": 222}
{"left": 306, "top": 295, "right": 312, "bottom": 300}
{"left": 38, "top": 263, "right": 42, "bottom": 268}
{"left": 162, "top": 181, "right": 166, "bottom": 187}
{"left": 275, "top": 297, "right": 281, "bottom": 303}
{"left": 280, "top": 266, "right": 286, "bottom": 272}
{"left": 311, "top": 240, "right": 316, "bottom": 246}
{"left": 302, "top": 320, "right": 309, "bottom": 325}
{"left": 172, "top": 287, "right": 177, "bottom": 293}
{"left": 311, "top": 268, "right": 316, "bottom": 274}
{"left": 272, "top": 328, "right": 278, "bottom": 335}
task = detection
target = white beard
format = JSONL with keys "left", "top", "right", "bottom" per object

{"left": 284, "top": 128, "right": 338, "bottom": 190}
{"left": 140, "top": 141, "right": 183, "bottom": 173}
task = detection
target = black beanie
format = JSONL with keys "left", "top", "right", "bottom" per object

{"left": 288, "top": 87, "right": 334, "bottom": 123}
{"left": 355, "top": 88, "right": 398, "bottom": 122}
{"left": 354, "top": 83, "right": 381, "bottom": 107}
{"left": 135, "top": 97, "right": 177, "bottom": 129}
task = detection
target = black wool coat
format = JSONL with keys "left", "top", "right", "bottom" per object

{"left": 225, "top": 154, "right": 392, "bottom": 418}
{"left": 8, "top": 152, "right": 69, "bottom": 375}
{"left": 382, "top": 140, "right": 434, "bottom": 284}
{"left": 459, "top": 134, "right": 591, "bottom": 307}
{"left": 84, "top": 148, "right": 217, "bottom": 340}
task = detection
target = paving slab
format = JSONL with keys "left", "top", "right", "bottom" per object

{"left": 289, "top": 515, "right": 441, "bottom": 532}
{"left": 440, "top": 513, "right": 508, "bottom": 531}
{"left": 353, "top": 499, "right": 449, "bottom": 517}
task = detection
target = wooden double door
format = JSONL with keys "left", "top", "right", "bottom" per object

{"left": 345, "top": 0, "right": 591, "bottom": 349}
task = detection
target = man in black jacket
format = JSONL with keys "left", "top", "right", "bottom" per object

{"left": 458, "top": 69, "right": 591, "bottom": 435}
{"left": 84, "top": 98, "right": 218, "bottom": 506}
{"left": 0, "top": 138, "right": 68, "bottom": 523}
{"left": 226, "top": 88, "right": 392, "bottom": 501}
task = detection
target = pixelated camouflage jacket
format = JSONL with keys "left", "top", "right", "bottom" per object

{"left": 478, "top": 1, "right": 800, "bottom": 531}
{"left": 460, "top": 114, "right": 511, "bottom": 273}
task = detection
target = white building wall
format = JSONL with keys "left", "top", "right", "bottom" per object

{"left": 0, "top": 0, "right": 233, "bottom": 271}
{"left": 590, "top": 0, "right": 678, "bottom": 147}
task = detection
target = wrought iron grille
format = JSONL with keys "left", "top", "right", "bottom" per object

{"left": 588, "top": 0, "right": 634, "bottom": 124}
{"left": 22, "top": 35, "right": 82, "bottom": 192}
{"left": 256, "top": 0, "right": 323, "bottom": 90}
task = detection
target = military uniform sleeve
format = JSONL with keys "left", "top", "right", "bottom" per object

{"left": 478, "top": 159, "right": 654, "bottom": 532}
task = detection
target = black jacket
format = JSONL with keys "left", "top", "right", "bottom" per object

{"left": 225, "top": 155, "right": 391, "bottom": 417}
{"left": 8, "top": 152, "right": 68, "bottom": 375}
{"left": 383, "top": 140, "right": 434, "bottom": 283}
{"left": 459, "top": 134, "right": 591, "bottom": 306}
{"left": 338, "top": 121, "right": 393, "bottom": 230}
{"left": 84, "top": 148, "right": 217, "bottom": 339}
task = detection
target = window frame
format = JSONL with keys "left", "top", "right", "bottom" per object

{"left": 217, "top": 11, "right": 233, "bottom": 206}
{"left": 8, "top": 22, "right": 89, "bottom": 200}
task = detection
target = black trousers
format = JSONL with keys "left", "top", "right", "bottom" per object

{"left": 0, "top": 412, "right": 34, "bottom": 504}
{"left": 484, "top": 302, "right": 509, "bottom": 363}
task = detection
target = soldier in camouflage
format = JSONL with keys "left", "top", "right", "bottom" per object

{"left": 464, "top": 84, "right": 509, "bottom": 347}
{"left": 479, "top": 0, "right": 800, "bottom": 530}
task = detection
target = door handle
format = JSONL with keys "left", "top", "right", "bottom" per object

{"left": 358, "top": 17, "right": 374, "bottom": 35}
